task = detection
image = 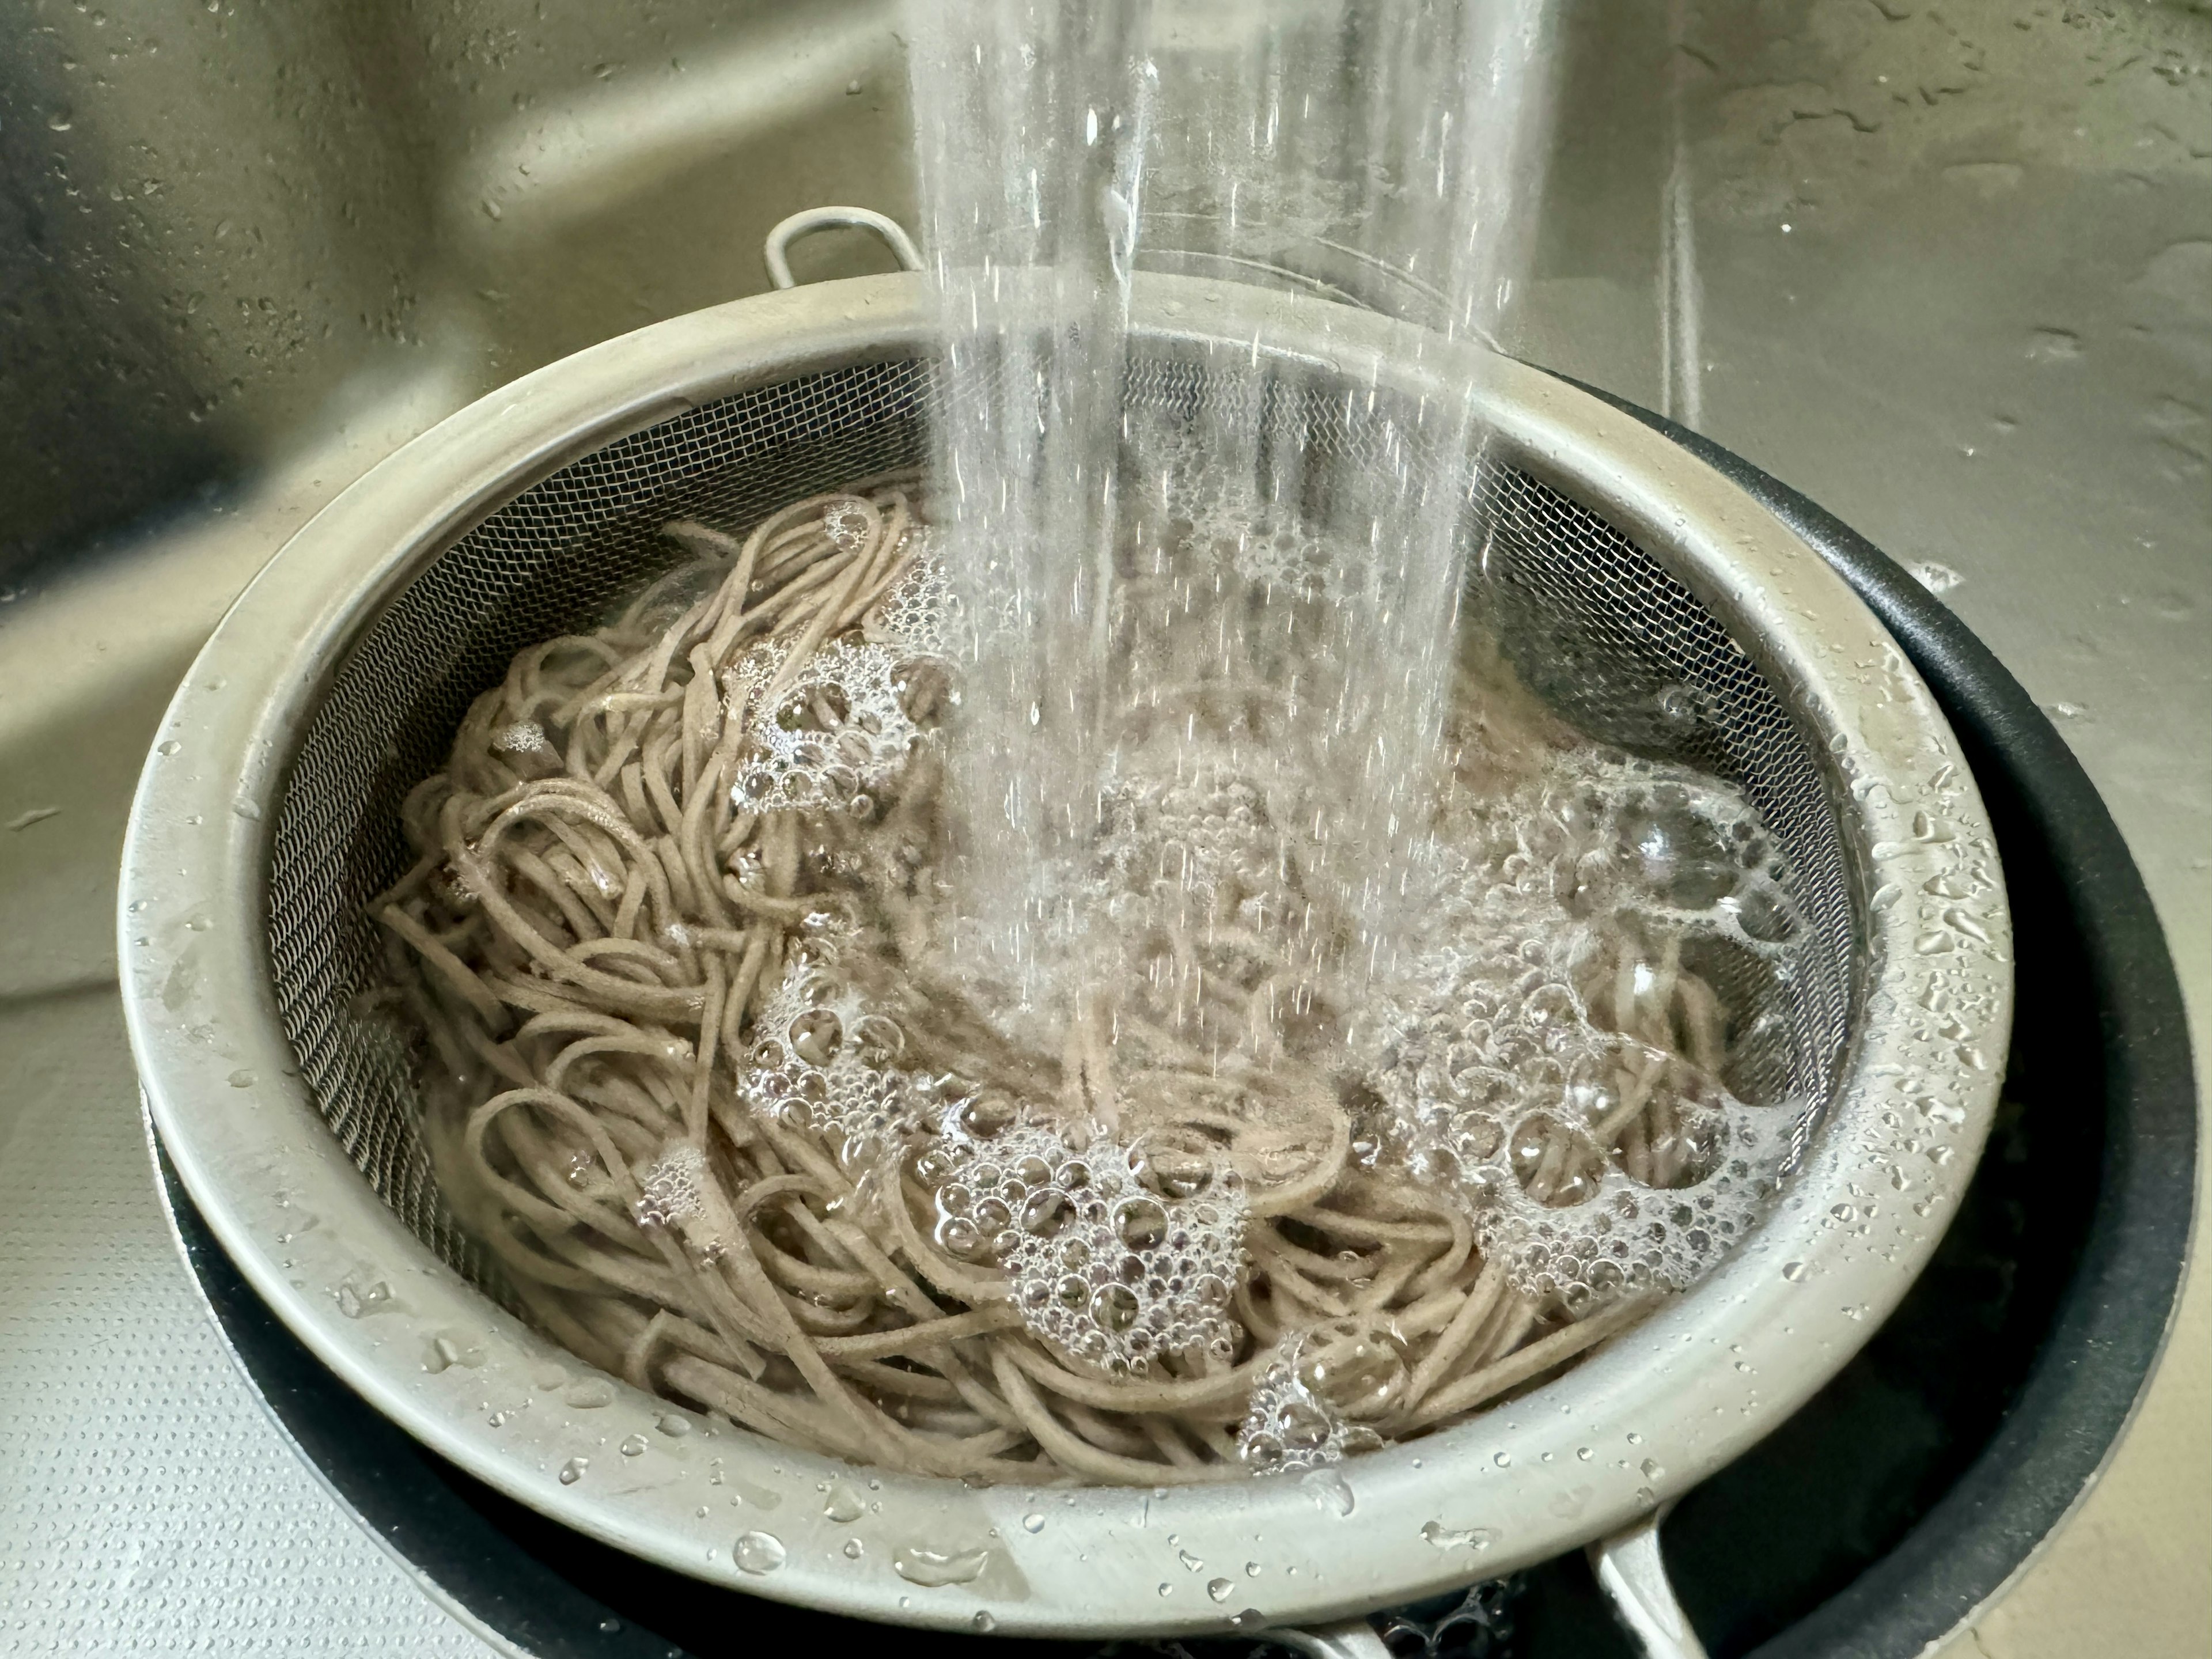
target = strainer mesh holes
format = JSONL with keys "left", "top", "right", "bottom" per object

{"left": 267, "top": 354, "right": 1856, "bottom": 1288}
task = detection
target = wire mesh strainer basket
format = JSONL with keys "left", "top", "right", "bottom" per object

{"left": 121, "top": 270, "right": 2010, "bottom": 1642}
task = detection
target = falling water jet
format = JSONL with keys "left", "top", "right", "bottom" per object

{"left": 904, "top": 0, "right": 1559, "bottom": 1065}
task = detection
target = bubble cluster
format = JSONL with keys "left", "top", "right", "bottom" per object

{"left": 491, "top": 719, "right": 554, "bottom": 758}
{"left": 632, "top": 1141, "right": 740, "bottom": 1260}
{"left": 634, "top": 1142, "right": 707, "bottom": 1228}
{"left": 1358, "top": 752, "right": 1805, "bottom": 1303}
{"left": 1236, "top": 1326, "right": 1399, "bottom": 1473}
{"left": 741, "top": 970, "right": 935, "bottom": 1164}
{"left": 920, "top": 1112, "right": 1249, "bottom": 1378}
{"left": 865, "top": 543, "right": 952, "bottom": 656}
{"left": 726, "top": 639, "right": 924, "bottom": 816}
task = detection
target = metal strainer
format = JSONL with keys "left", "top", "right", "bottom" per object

{"left": 121, "top": 263, "right": 2010, "bottom": 1649}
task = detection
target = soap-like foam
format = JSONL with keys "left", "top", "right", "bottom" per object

{"left": 923, "top": 1111, "right": 1248, "bottom": 1378}
{"left": 743, "top": 968, "right": 936, "bottom": 1165}
{"left": 865, "top": 541, "right": 952, "bottom": 657}
{"left": 725, "top": 544, "right": 951, "bottom": 817}
{"left": 1357, "top": 751, "right": 1804, "bottom": 1302}
{"left": 726, "top": 639, "right": 922, "bottom": 816}
{"left": 634, "top": 1142, "right": 707, "bottom": 1228}
{"left": 1236, "top": 1327, "right": 1392, "bottom": 1472}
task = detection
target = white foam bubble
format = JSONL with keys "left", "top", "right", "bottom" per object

{"left": 1235, "top": 1330, "right": 1388, "bottom": 1473}
{"left": 726, "top": 638, "right": 925, "bottom": 815}
{"left": 1356, "top": 749, "right": 1805, "bottom": 1304}
{"left": 742, "top": 968, "right": 937, "bottom": 1165}
{"left": 925, "top": 1109, "right": 1248, "bottom": 1379}
{"left": 635, "top": 1142, "right": 707, "bottom": 1228}
{"left": 866, "top": 540, "right": 953, "bottom": 657}
{"left": 491, "top": 719, "right": 553, "bottom": 756}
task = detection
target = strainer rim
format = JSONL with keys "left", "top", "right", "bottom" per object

{"left": 118, "top": 271, "right": 2010, "bottom": 1638}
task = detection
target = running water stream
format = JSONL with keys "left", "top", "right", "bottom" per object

{"left": 906, "top": 0, "right": 1558, "bottom": 1060}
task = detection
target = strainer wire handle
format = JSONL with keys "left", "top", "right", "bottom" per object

{"left": 1270, "top": 1616, "right": 1392, "bottom": 1658}
{"left": 1589, "top": 1505, "right": 1710, "bottom": 1659}
{"left": 763, "top": 206, "right": 924, "bottom": 290}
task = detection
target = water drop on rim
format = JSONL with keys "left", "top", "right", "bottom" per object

{"left": 734, "top": 1531, "right": 787, "bottom": 1574}
{"left": 893, "top": 1545, "right": 992, "bottom": 1587}
{"left": 1299, "top": 1465, "right": 1354, "bottom": 1517}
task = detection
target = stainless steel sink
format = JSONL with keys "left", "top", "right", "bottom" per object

{"left": 1, "top": 3, "right": 2203, "bottom": 1655}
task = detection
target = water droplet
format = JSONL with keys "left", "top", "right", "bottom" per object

{"left": 1021, "top": 1513, "right": 1046, "bottom": 1534}
{"left": 1909, "top": 562, "right": 1963, "bottom": 595}
{"left": 620, "top": 1433, "right": 648, "bottom": 1457}
{"left": 734, "top": 1531, "right": 786, "bottom": 1574}
{"left": 1177, "top": 1548, "right": 1204, "bottom": 1572}
{"left": 842, "top": 1538, "right": 863, "bottom": 1559}
{"left": 332, "top": 1278, "right": 389, "bottom": 1319}
{"left": 1207, "top": 1577, "right": 1234, "bottom": 1601}
{"left": 157, "top": 740, "right": 182, "bottom": 756}
{"left": 559, "top": 1457, "right": 588, "bottom": 1485}
{"left": 893, "top": 1546, "right": 991, "bottom": 1586}
{"left": 971, "top": 1612, "right": 997, "bottom": 1633}
{"left": 823, "top": 1480, "right": 864, "bottom": 1522}
{"left": 656, "top": 1412, "right": 691, "bottom": 1437}
{"left": 1421, "top": 1521, "right": 1498, "bottom": 1551}
{"left": 1300, "top": 1467, "right": 1354, "bottom": 1516}
{"left": 1782, "top": 1260, "right": 1809, "bottom": 1282}
{"left": 227, "top": 1069, "right": 256, "bottom": 1089}
{"left": 425, "top": 1336, "right": 478, "bottom": 1380}
{"left": 1576, "top": 1446, "right": 1594, "bottom": 1461}
{"left": 1641, "top": 1457, "right": 1664, "bottom": 1479}
{"left": 233, "top": 798, "right": 262, "bottom": 821}
{"left": 562, "top": 1378, "right": 616, "bottom": 1409}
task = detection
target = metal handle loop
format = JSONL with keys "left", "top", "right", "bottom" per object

{"left": 763, "top": 206, "right": 924, "bottom": 290}
{"left": 1590, "top": 1505, "right": 1709, "bottom": 1659}
{"left": 1272, "top": 1616, "right": 1393, "bottom": 1658}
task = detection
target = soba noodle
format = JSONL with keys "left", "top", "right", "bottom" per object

{"left": 375, "top": 472, "right": 1794, "bottom": 1484}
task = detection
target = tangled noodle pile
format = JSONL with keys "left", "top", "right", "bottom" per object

{"left": 377, "top": 469, "right": 1800, "bottom": 1483}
